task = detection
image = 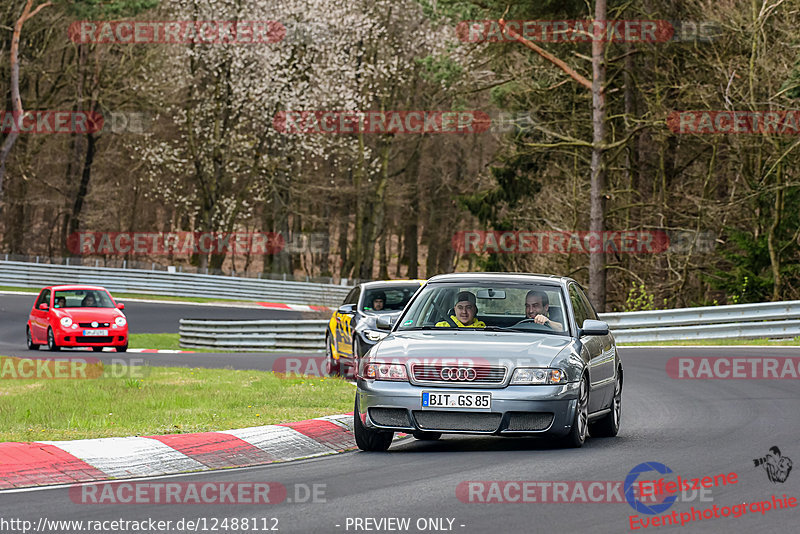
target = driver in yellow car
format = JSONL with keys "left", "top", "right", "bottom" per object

{"left": 436, "top": 291, "right": 486, "bottom": 328}
{"left": 525, "top": 290, "right": 564, "bottom": 331}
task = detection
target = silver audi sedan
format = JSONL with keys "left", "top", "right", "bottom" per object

{"left": 354, "top": 273, "right": 622, "bottom": 451}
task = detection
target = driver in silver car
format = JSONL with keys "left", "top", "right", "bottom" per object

{"left": 525, "top": 290, "right": 564, "bottom": 331}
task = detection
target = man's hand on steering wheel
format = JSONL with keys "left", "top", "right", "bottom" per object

{"left": 513, "top": 315, "right": 554, "bottom": 329}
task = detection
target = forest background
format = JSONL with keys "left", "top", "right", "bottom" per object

{"left": 2, "top": 0, "right": 799, "bottom": 312}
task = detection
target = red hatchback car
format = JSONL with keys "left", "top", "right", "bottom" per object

{"left": 27, "top": 285, "right": 129, "bottom": 352}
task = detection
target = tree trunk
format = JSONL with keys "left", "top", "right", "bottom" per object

{"left": 67, "top": 132, "right": 97, "bottom": 237}
{"left": 0, "top": 0, "right": 51, "bottom": 211}
{"left": 588, "top": 0, "right": 607, "bottom": 311}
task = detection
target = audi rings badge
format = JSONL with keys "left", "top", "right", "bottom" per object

{"left": 440, "top": 367, "right": 477, "bottom": 381}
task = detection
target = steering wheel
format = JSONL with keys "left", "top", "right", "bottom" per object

{"left": 512, "top": 317, "right": 554, "bottom": 329}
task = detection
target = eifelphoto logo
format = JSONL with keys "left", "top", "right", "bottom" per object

{"left": 668, "top": 111, "right": 800, "bottom": 135}
{"left": 456, "top": 20, "right": 719, "bottom": 43}
{"left": 0, "top": 356, "right": 148, "bottom": 380}
{"left": 753, "top": 446, "right": 793, "bottom": 483}
{"left": 273, "top": 111, "right": 491, "bottom": 134}
{"left": 0, "top": 111, "right": 103, "bottom": 134}
{"left": 666, "top": 357, "right": 800, "bottom": 379}
{"left": 68, "top": 21, "right": 285, "bottom": 44}
{"left": 70, "top": 481, "right": 326, "bottom": 504}
{"left": 625, "top": 462, "right": 734, "bottom": 516}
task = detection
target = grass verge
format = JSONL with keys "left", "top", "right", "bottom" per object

{"left": 0, "top": 359, "right": 353, "bottom": 442}
{"left": 127, "top": 332, "right": 221, "bottom": 352}
{"left": 620, "top": 337, "right": 800, "bottom": 346}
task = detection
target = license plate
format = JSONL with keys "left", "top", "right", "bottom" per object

{"left": 421, "top": 392, "right": 491, "bottom": 410}
{"left": 83, "top": 329, "right": 108, "bottom": 336}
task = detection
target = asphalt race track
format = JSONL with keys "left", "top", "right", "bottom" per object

{"left": 0, "top": 293, "right": 307, "bottom": 366}
{"left": 1, "top": 296, "right": 799, "bottom": 533}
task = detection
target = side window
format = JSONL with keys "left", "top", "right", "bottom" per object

{"left": 345, "top": 286, "right": 361, "bottom": 306}
{"left": 577, "top": 286, "right": 599, "bottom": 321}
{"left": 342, "top": 288, "right": 357, "bottom": 306}
{"left": 36, "top": 289, "right": 51, "bottom": 308}
{"left": 569, "top": 284, "right": 588, "bottom": 328}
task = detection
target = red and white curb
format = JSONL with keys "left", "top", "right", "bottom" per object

{"left": 257, "top": 302, "right": 331, "bottom": 313}
{"left": 0, "top": 414, "right": 355, "bottom": 489}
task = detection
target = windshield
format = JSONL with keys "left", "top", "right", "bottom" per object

{"left": 54, "top": 289, "right": 115, "bottom": 309}
{"left": 396, "top": 282, "right": 569, "bottom": 335}
{"left": 361, "top": 283, "right": 422, "bottom": 313}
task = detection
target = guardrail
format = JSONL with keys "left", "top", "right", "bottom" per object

{"left": 178, "top": 301, "right": 800, "bottom": 351}
{"left": 0, "top": 260, "right": 350, "bottom": 307}
{"left": 598, "top": 300, "right": 800, "bottom": 343}
{"left": 180, "top": 319, "right": 329, "bottom": 351}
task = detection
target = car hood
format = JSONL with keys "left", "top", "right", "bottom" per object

{"left": 372, "top": 330, "right": 574, "bottom": 369}
{"left": 54, "top": 309, "right": 124, "bottom": 321}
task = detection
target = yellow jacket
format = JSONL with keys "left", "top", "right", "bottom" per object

{"left": 435, "top": 315, "right": 486, "bottom": 328}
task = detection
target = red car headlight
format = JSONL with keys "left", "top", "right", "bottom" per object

{"left": 59, "top": 317, "right": 73, "bottom": 328}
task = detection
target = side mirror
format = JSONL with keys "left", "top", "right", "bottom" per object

{"left": 116, "top": 302, "right": 125, "bottom": 310}
{"left": 39, "top": 303, "right": 49, "bottom": 311}
{"left": 376, "top": 314, "right": 398, "bottom": 330}
{"left": 580, "top": 319, "right": 610, "bottom": 336}
{"left": 337, "top": 304, "right": 356, "bottom": 315}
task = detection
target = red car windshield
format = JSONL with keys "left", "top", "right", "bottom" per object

{"left": 53, "top": 290, "right": 115, "bottom": 309}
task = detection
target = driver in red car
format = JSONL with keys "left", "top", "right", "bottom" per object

{"left": 525, "top": 290, "right": 564, "bottom": 331}
{"left": 82, "top": 293, "right": 97, "bottom": 307}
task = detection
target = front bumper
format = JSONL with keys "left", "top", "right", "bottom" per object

{"left": 53, "top": 327, "right": 128, "bottom": 347}
{"left": 356, "top": 379, "right": 579, "bottom": 436}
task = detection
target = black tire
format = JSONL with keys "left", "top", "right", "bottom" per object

{"left": 561, "top": 375, "right": 589, "bottom": 448}
{"left": 92, "top": 346, "right": 104, "bottom": 352}
{"left": 412, "top": 431, "right": 442, "bottom": 441}
{"left": 325, "top": 332, "right": 340, "bottom": 377}
{"left": 26, "top": 327, "right": 39, "bottom": 350}
{"left": 46, "top": 328, "right": 60, "bottom": 352}
{"left": 590, "top": 372, "right": 622, "bottom": 438}
{"left": 354, "top": 397, "right": 393, "bottom": 451}
{"left": 116, "top": 344, "right": 128, "bottom": 353}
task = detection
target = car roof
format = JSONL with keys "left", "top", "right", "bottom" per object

{"left": 425, "top": 272, "right": 573, "bottom": 286}
{"left": 47, "top": 285, "right": 110, "bottom": 291}
{"left": 360, "top": 280, "right": 426, "bottom": 289}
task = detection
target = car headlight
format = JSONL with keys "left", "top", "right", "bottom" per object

{"left": 364, "top": 329, "right": 388, "bottom": 342}
{"left": 364, "top": 363, "right": 408, "bottom": 381}
{"left": 115, "top": 317, "right": 127, "bottom": 327}
{"left": 60, "top": 317, "right": 73, "bottom": 327}
{"left": 510, "top": 368, "right": 567, "bottom": 385}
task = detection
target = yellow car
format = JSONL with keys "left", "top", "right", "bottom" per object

{"left": 325, "top": 280, "right": 425, "bottom": 377}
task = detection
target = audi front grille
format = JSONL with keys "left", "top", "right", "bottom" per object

{"left": 411, "top": 364, "right": 506, "bottom": 385}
